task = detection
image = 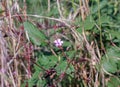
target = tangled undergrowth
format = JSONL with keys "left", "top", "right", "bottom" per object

{"left": 0, "top": 0, "right": 120, "bottom": 87}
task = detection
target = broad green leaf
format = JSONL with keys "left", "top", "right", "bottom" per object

{"left": 28, "top": 71, "right": 42, "bottom": 87}
{"left": 109, "top": 30, "right": 120, "bottom": 39}
{"left": 83, "top": 16, "right": 94, "bottom": 30}
{"left": 63, "top": 40, "right": 71, "bottom": 47}
{"left": 102, "top": 47, "right": 120, "bottom": 73}
{"left": 23, "top": 21, "right": 46, "bottom": 45}
{"left": 107, "top": 77, "right": 120, "bottom": 87}
{"left": 76, "top": 16, "right": 94, "bottom": 31}
{"left": 107, "top": 47, "right": 120, "bottom": 58}
{"left": 37, "top": 55, "right": 49, "bottom": 69}
{"left": 48, "top": 55, "right": 58, "bottom": 65}
{"left": 56, "top": 60, "right": 67, "bottom": 73}
{"left": 66, "top": 51, "right": 76, "bottom": 59}
{"left": 37, "top": 79, "right": 46, "bottom": 87}
{"left": 37, "top": 54, "right": 58, "bottom": 69}
{"left": 103, "top": 59, "right": 117, "bottom": 73}
{"left": 99, "top": 15, "right": 110, "bottom": 24}
{"left": 66, "top": 65, "right": 74, "bottom": 74}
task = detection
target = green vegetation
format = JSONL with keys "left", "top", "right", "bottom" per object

{"left": 0, "top": 0, "right": 120, "bottom": 87}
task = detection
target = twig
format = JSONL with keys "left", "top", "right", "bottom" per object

{"left": 56, "top": 0, "right": 64, "bottom": 19}
{"left": 48, "top": 0, "right": 50, "bottom": 12}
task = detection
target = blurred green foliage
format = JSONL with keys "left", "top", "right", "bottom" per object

{"left": 21, "top": 0, "right": 120, "bottom": 86}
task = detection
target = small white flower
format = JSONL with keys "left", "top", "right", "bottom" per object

{"left": 54, "top": 39, "right": 63, "bottom": 47}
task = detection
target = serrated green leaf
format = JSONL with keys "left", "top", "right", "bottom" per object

{"left": 103, "top": 59, "right": 117, "bottom": 73}
{"left": 84, "top": 16, "right": 94, "bottom": 30}
{"left": 28, "top": 71, "right": 42, "bottom": 87}
{"left": 77, "top": 28, "right": 82, "bottom": 34}
{"left": 107, "top": 47, "right": 120, "bottom": 58}
{"left": 56, "top": 60, "right": 67, "bottom": 73}
{"left": 102, "top": 47, "right": 120, "bottom": 73}
{"left": 91, "top": 0, "right": 108, "bottom": 14}
{"left": 37, "top": 54, "right": 58, "bottom": 69}
{"left": 63, "top": 41, "right": 71, "bottom": 47}
{"left": 107, "top": 77, "right": 120, "bottom": 87}
{"left": 66, "top": 65, "right": 74, "bottom": 74}
{"left": 23, "top": 21, "right": 47, "bottom": 45}
{"left": 66, "top": 51, "right": 76, "bottom": 59}
{"left": 48, "top": 55, "right": 58, "bottom": 65}
{"left": 37, "top": 79, "right": 46, "bottom": 87}
{"left": 99, "top": 15, "right": 110, "bottom": 24}
{"left": 38, "top": 55, "right": 49, "bottom": 67}
{"left": 109, "top": 30, "right": 120, "bottom": 39}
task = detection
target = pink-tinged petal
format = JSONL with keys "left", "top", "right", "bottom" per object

{"left": 54, "top": 38, "right": 63, "bottom": 47}
{"left": 54, "top": 40, "right": 57, "bottom": 43}
{"left": 55, "top": 44, "right": 59, "bottom": 47}
{"left": 57, "top": 39, "right": 61, "bottom": 42}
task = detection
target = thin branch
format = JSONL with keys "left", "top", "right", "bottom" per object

{"left": 56, "top": 0, "right": 64, "bottom": 19}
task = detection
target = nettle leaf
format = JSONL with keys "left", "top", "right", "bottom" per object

{"left": 23, "top": 21, "right": 47, "bottom": 45}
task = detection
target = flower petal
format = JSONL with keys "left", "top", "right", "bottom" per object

{"left": 54, "top": 38, "right": 63, "bottom": 47}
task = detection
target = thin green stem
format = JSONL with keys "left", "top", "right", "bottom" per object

{"left": 97, "top": 0, "right": 104, "bottom": 50}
